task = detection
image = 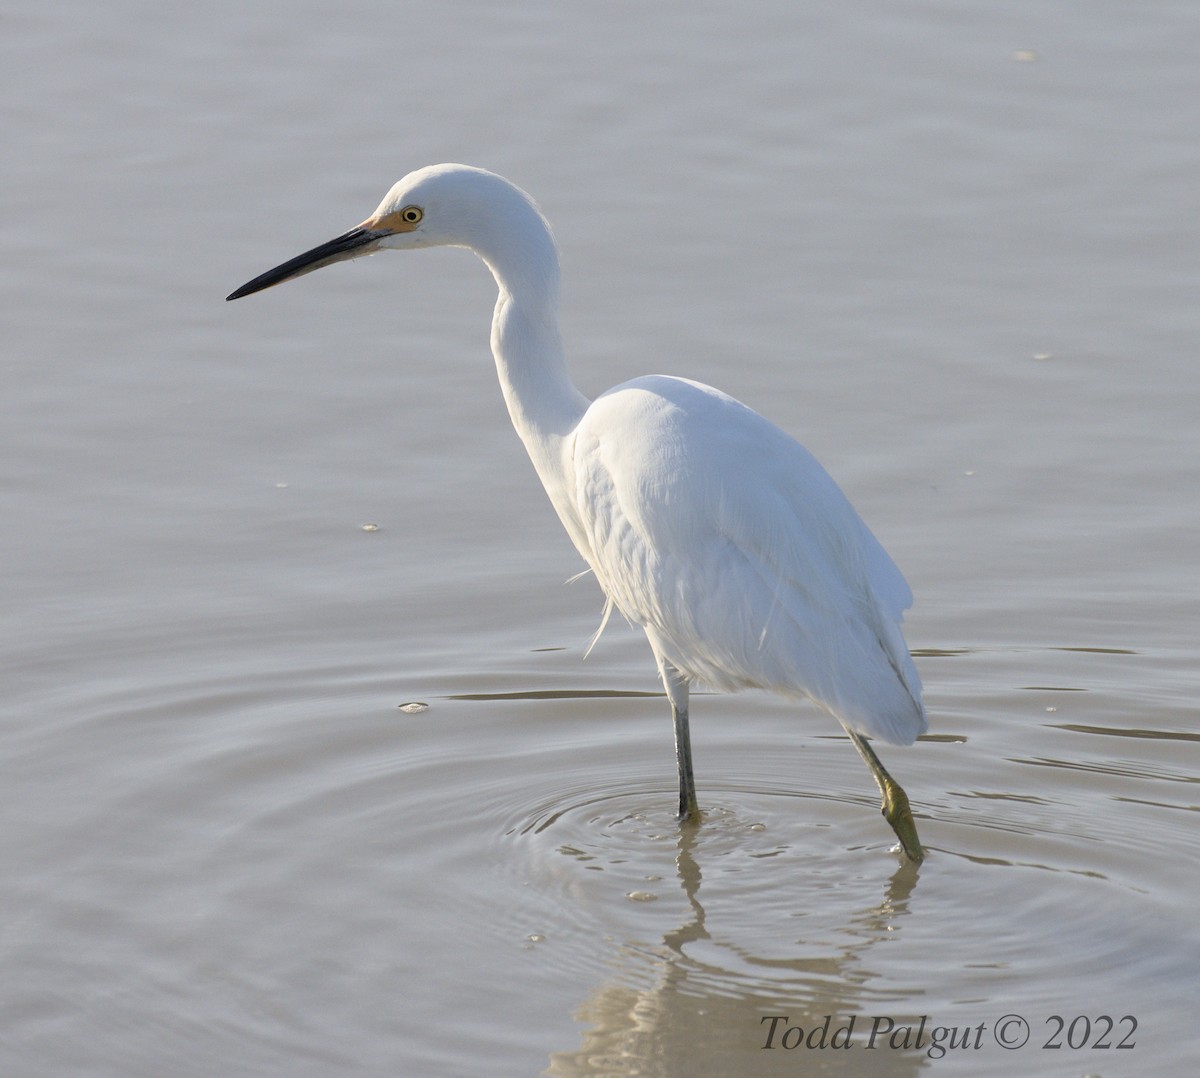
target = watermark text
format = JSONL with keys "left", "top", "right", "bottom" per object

{"left": 760, "top": 1013, "right": 1137, "bottom": 1059}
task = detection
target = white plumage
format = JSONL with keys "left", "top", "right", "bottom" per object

{"left": 572, "top": 374, "right": 924, "bottom": 745}
{"left": 229, "top": 164, "right": 927, "bottom": 860}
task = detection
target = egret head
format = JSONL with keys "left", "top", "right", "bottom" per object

{"left": 227, "top": 164, "right": 555, "bottom": 301}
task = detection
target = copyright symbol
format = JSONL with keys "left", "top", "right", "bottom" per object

{"left": 993, "top": 1014, "right": 1029, "bottom": 1049}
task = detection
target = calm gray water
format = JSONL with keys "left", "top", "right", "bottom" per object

{"left": 2, "top": 1, "right": 1196, "bottom": 1075}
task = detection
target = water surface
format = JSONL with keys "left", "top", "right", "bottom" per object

{"left": 1, "top": 2, "right": 1196, "bottom": 1075}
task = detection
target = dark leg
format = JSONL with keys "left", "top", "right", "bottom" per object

{"left": 842, "top": 725, "right": 924, "bottom": 862}
{"left": 672, "top": 698, "right": 699, "bottom": 822}
{"left": 658, "top": 658, "right": 699, "bottom": 822}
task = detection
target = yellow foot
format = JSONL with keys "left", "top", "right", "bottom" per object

{"left": 881, "top": 780, "right": 924, "bottom": 863}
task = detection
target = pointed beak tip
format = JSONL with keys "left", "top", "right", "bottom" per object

{"left": 225, "top": 278, "right": 267, "bottom": 301}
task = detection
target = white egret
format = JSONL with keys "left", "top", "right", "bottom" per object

{"left": 228, "top": 164, "right": 927, "bottom": 861}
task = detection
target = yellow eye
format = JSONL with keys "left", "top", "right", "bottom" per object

{"left": 401, "top": 206, "right": 423, "bottom": 224}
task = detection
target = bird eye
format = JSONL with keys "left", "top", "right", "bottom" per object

{"left": 401, "top": 206, "right": 423, "bottom": 224}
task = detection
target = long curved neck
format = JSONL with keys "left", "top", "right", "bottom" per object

{"left": 477, "top": 220, "right": 590, "bottom": 496}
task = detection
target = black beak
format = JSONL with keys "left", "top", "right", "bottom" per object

{"left": 226, "top": 226, "right": 387, "bottom": 301}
